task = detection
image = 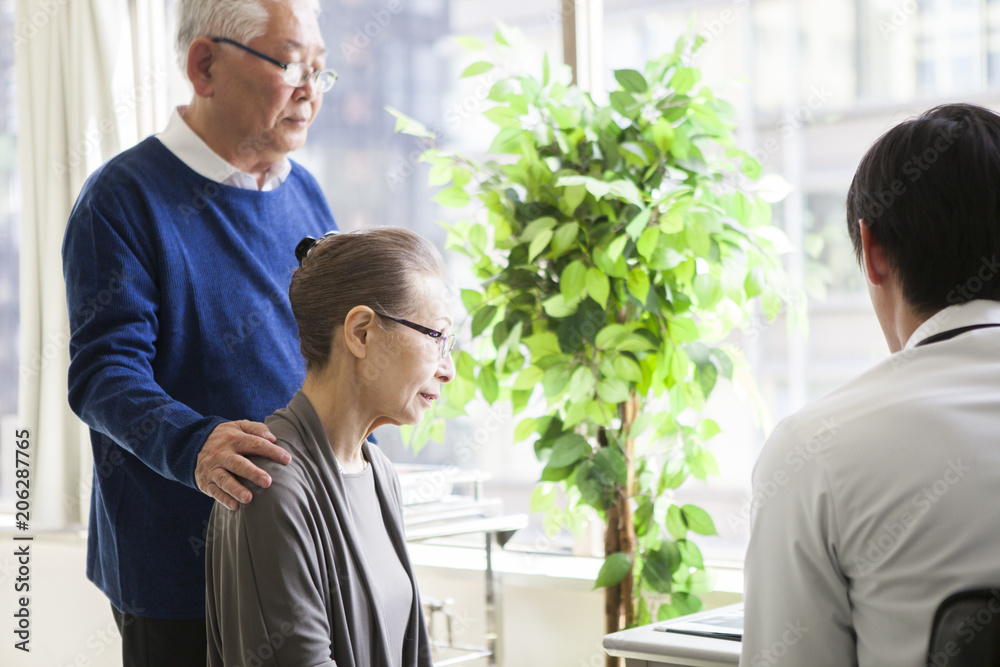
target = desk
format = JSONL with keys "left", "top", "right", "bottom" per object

{"left": 603, "top": 604, "right": 742, "bottom": 667}
{"left": 400, "top": 467, "right": 527, "bottom": 666}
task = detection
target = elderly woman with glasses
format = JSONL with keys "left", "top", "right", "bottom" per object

{"left": 206, "top": 228, "right": 454, "bottom": 667}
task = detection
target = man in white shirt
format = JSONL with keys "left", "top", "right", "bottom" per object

{"left": 742, "top": 103, "right": 1000, "bottom": 666}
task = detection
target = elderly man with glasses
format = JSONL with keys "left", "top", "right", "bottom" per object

{"left": 61, "top": 1, "right": 338, "bottom": 664}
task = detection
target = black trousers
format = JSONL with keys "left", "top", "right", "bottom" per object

{"left": 111, "top": 604, "right": 207, "bottom": 667}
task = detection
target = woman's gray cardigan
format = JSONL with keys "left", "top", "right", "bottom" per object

{"left": 206, "top": 390, "right": 433, "bottom": 667}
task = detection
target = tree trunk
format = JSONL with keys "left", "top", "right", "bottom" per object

{"left": 603, "top": 393, "right": 639, "bottom": 667}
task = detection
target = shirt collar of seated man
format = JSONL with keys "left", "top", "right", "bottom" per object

{"left": 179, "top": 0, "right": 326, "bottom": 191}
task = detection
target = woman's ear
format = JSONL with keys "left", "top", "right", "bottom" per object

{"left": 342, "top": 306, "right": 376, "bottom": 359}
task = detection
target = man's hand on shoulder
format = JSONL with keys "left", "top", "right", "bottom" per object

{"left": 196, "top": 420, "right": 292, "bottom": 510}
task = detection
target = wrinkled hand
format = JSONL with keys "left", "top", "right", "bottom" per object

{"left": 195, "top": 420, "right": 291, "bottom": 510}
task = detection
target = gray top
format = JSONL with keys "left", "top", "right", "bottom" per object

{"left": 206, "top": 390, "right": 432, "bottom": 667}
{"left": 343, "top": 467, "right": 414, "bottom": 667}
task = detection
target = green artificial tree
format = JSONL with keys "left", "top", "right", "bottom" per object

{"left": 391, "top": 25, "right": 794, "bottom": 661}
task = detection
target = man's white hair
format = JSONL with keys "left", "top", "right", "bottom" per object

{"left": 174, "top": 0, "right": 321, "bottom": 73}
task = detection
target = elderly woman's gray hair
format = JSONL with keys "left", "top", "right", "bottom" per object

{"left": 174, "top": 0, "right": 321, "bottom": 72}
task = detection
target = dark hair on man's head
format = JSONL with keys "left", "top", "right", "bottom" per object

{"left": 289, "top": 227, "right": 446, "bottom": 372}
{"left": 846, "top": 103, "right": 1000, "bottom": 313}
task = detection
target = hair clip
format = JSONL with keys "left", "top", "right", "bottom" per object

{"left": 295, "top": 230, "right": 340, "bottom": 266}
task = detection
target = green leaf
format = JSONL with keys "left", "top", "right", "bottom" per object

{"left": 452, "top": 35, "right": 486, "bottom": 50}
{"left": 433, "top": 187, "right": 470, "bottom": 208}
{"left": 468, "top": 223, "right": 487, "bottom": 253}
{"left": 560, "top": 260, "right": 587, "bottom": 300}
{"left": 609, "top": 91, "right": 637, "bottom": 118}
{"left": 514, "top": 417, "right": 537, "bottom": 443}
{"left": 652, "top": 120, "right": 675, "bottom": 153}
{"left": 666, "top": 504, "right": 687, "bottom": 540}
{"left": 471, "top": 305, "right": 497, "bottom": 337}
{"left": 681, "top": 504, "right": 717, "bottom": 536}
{"left": 484, "top": 106, "right": 518, "bottom": 127}
{"left": 634, "top": 496, "right": 655, "bottom": 537}
{"left": 489, "top": 127, "right": 525, "bottom": 154}
{"left": 561, "top": 184, "right": 587, "bottom": 215}
{"left": 670, "top": 66, "right": 699, "bottom": 94}
{"left": 542, "top": 293, "right": 580, "bottom": 318}
{"left": 513, "top": 365, "right": 544, "bottom": 391}
{"left": 551, "top": 222, "right": 579, "bottom": 256}
{"left": 659, "top": 458, "right": 688, "bottom": 491}
{"left": 556, "top": 175, "right": 611, "bottom": 199}
{"left": 671, "top": 592, "right": 704, "bottom": 617}
{"left": 592, "top": 447, "right": 627, "bottom": 486}
{"left": 543, "top": 364, "right": 572, "bottom": 398}
{"left": 479, "top": 364, "right": 499, "bottom": 403}
{"left": 742, "top": 156, "right": 763, "bottom": 179}
{"left": 529, "top": 229, "right": 554, "bottom": 260}
{"left": 530, "top": 484, "right": 557, "bottom": 513}
{"left": 522, "top": 216, "right": 558, "bottom": 242}
{"left": 597, "top": 377, "right": 630, "bottom": 403}
{"left": 669, "top": 317, "right": 699, "bottom": 343}
{"left": 626, "top": 268, "right": 650, "bottom": 303}
{"left": 454, "top": 350, "right": 477, "bottom": 382}
{"left": 568, "top": 366, "right": 596, "bottom": 403}
{"left": 693, "top": 273, "right": 722, "bottom": 308}
{"left": 384, "top": 106, "right": 436, "bottom": 139}
{"left": 608, "top": 180, "right": 644, "bottom": 206}
{"left": 614, "top": 68, "right": 648, "bottom": 93}
{"left": 608, "top": 235, "right": 628, "bottom": 262}
{"left": 524, "top": 331, "right": 562, "bottom": 358}
{"left": 594, "top": 552, "right": 632, "bottom": 589}
{"left": 625, "top": 208, "right": 651, "bottom": 240}
{"left": 636, "top": 227, "right": 660, "bottom": 260}
{"left": 696, "top": 418, "right": 721, "bottom": 442}
{"left": 460, "top": 289, "right": 483, "bottom": 312}
{"left": 586, "top": 268, "right": 610, "bottom": 306}
{"left": 595, "top": 324, "right": 630, "bottom": 350}
{"left": 637, "top": 597, "right": 651, "bottom": 626}
{"left": 542, "top": 51, "right": 550, "bottom": 86}
{"left": 429, "top": 418, "right": 445, "bottom": 443}
{"left": 613, "top": 355, "right": 643, "bottom": 382}
{"left": 548, "top": 433, "right": 591, "bottom": 467}
{"left": 452, "top": 168, "right": 472, "bottom": 188}
{"left": 462, "top": 61, "right": 494, "bottom": 77}
{"left": 677, "top": 539, "right": 705, "bottom": 570}
{"left": 744, "top": 266, "right": 765, "bottom": 298}
{"left": 643, "top": 544, "right": 680, "bottom": 594}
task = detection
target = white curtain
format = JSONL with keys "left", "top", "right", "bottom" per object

{"left": 16, "top": 0, "right": 169, "bottom": 528}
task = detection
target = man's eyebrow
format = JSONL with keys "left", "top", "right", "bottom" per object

{"left": 279, "top": 39, "right": 327, "bottom": 57}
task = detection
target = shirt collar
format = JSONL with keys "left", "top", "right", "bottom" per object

{"left": 903, "top": 299, "right": 1000, "bottom": 350}
{"left": 156, "top": 106, "right": 291, "bottom": 192}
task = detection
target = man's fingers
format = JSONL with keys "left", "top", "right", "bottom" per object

{"left": 220, "top": 452, "right": 274, "bottom": 489}
{"left": 236, "top": 435, "right": 291, "bottom": 466}
{"left": 205, "top": 481, "right": 239, "bottom": 511}
{"left": 213, "top": 468, "right": 254, "bottom": 505}
{"left": 234, "top": 419, "right": 277, "bottom": 443}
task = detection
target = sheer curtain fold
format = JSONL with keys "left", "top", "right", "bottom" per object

{"left": 15, "top": 0, "right": 169, "bottom": 528}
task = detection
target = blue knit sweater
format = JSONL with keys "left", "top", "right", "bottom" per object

{"left": 62, "top": 137, "right": 335, "bottom": 618}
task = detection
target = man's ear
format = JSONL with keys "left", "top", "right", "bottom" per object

{"left": 186, "top": 38, "right": 217, "bottom": 98}
{"left": 342, "top": 306, "right": 376, "bottom": 359}
{"left": 859, "top": 219, "right": 890, "bottom": 286}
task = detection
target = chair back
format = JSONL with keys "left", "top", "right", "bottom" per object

{"left": 927, "top": 588, "right": 1000, "bottom": 667}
